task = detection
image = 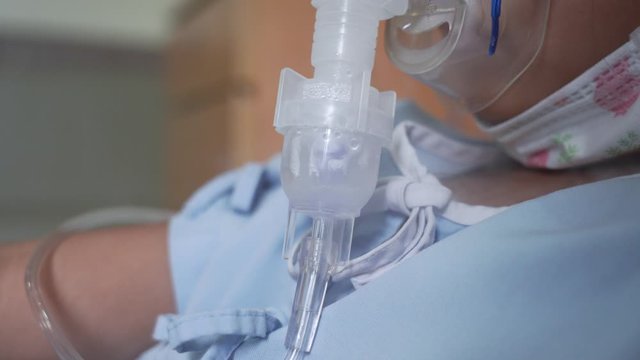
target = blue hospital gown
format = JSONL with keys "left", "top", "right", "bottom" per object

{"left": 140, "top": 103, "right": 640, "bottom": 360}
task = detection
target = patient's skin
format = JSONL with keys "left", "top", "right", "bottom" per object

{"left": 0, "top": 224, "right": 173, "bottom": 360}
{"left": 443, "top": 154, "right": 640, "bottom": 207}
{"left": 479, "top": 0, "right": 640, "bottom": 123}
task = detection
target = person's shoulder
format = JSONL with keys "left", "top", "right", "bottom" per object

{"left": 177, "top": 156, "right": 284, "bottom": 222}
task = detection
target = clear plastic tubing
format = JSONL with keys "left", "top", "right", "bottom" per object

{"left": 25, "top": 230, "right": 85, "bottom": 360}
{"left": 25, "top": 207, "right": 172, "bottom": 360}
{"left": 274, "top": 0, "right": 409, "bottom": 359}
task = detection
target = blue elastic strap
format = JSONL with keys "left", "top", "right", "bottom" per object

{"left": 488, "top": 0, "right": 502, "bottom": 55}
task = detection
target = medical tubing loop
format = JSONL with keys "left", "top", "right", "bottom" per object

{"left": 24, "top": 207, "right": 171, "bottom": 360}
{"left": 25, "top": 230, "right": 84, "bottom": 360}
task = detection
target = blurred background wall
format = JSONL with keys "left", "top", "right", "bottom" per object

{"left": 0, "top": 0, "right": 476, "bottom": 242}
{"left": 0, "top": 0, "right": 181, "bottom": 241}
{"left": 0, "top": 0, "right": 179, "bottom": 47}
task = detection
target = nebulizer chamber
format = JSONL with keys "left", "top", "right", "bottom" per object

{"left": 274, "top": 0, "right": 408, "bottom": 358}
{"left": 385, "top": 0, "right": 550, "bottom": 112}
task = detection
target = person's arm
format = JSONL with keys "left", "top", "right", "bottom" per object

{"left": 0, "top": 223, "right": 174, "bottom": 360}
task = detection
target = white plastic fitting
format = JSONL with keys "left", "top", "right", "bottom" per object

{"left": 275, "top": 0, "right": 408, "bottom": 234}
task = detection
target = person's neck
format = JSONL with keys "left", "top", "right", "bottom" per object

{"left": 478, "top": 1, "right": 639, "bottom": 125}
{"left": 442, "top": 154, "right": 640, "bottom": 207}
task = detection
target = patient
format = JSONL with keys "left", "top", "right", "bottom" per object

{"left": 1, "top": 1, "right": 639, "bottom": 359}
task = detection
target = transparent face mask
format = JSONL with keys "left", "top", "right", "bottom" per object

{"left": 385, "top": 0, "right": 550, "bottom": 112}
